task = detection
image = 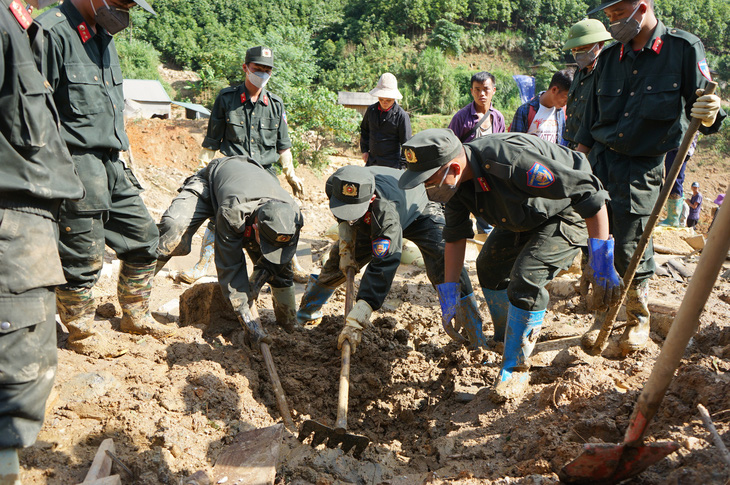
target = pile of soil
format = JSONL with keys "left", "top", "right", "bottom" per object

{"left": 18, "top": 118, "right": 730, "bottom": 485}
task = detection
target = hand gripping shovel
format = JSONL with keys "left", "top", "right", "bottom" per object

{"left": 586, "top": 81, "right": 717, "bottom": 355}
{"left": 297, "top": 260, "right": 370, "bottom": 458}
{"left": 560, "top": 169, "right": 730, "bottom": 484}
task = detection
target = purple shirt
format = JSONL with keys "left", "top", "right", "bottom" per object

{"left": 689, "top": 192, "right": 703, "bottom": 220}
{"left": 448, "top": 102, "right": 506, "bottom": 143}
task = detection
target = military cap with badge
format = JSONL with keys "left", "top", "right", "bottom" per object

{"left": 255, "top": 200, "right": 302, "bottom": 265}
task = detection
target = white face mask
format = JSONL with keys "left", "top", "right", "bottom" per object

{"left": 248, "top": 70, "right": 271, "bottom": 89}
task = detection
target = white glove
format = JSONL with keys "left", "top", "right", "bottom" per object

{"left": 279, "top": 150, "right": 304, "bottom": 197}
{"left": 691, "top": 89, "right": 721, "bottom": 127}
{"left": 337, "top": 300, "right": 372, "bottom": 353}
{"left": 198, "top": 148, "right": 217, "bottom": 168}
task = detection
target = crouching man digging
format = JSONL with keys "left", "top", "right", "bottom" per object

{"left": 156, "top": 156, "right": 303, "bottom": 342}
{"left": 399, "top": 129, "right": 621, "bottom": 402}
{"left": 297, "top": 165, "right": 481, "bottom": 351}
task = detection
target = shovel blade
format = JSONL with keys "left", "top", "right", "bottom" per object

{"left": 559, "top": 441, "right": 680, "bottom": 484}
{"left": 298, "top": 420, "right": 370, "bottom": 458}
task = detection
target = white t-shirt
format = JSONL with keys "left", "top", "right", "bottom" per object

{"left": 527, "top": 104, "right": 559, "bottom": 144}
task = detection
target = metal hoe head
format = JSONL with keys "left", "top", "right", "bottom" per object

{"left": 559, "top": 440, "right": 680, "bottom": 484}
{"left": 298, "top": 420, "right": 370, "bottom": 458}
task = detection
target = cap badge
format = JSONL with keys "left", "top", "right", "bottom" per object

{"left": 275, "top": 234, "right": 292, "bottom": 243}
{"left": 405, "top": 148, "right": 417, "bottom": 164}
{"left": 262, "top": 48, "right": 272, "bottom": 57}
{"left": 342, "top": 183, "right": 358, "bottom": 197}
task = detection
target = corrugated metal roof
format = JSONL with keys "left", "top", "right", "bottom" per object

{"left": 171, "top": 101, "right": 211, "bottom": 115}
{"left": 338, "top": 91, "right": 377, "bottom": 106}
{"left": 123, "top": 79, "right": 171, "bottom": 103}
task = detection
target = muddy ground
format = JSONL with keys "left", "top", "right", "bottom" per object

{"left": 18, "top": 117, "right": 730, "bottom": 485}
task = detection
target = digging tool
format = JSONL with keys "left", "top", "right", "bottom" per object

{"left": 560, "top": 173, "right": 730, "bottom": 484}
{"left": 586, "top": 81, "right": 717, "bottom": 355}
{"left": 298, "top": 238, "right": 370, "bottom": 458}
{"left": 244, "top": 301, "right": 296, "bottom": 431}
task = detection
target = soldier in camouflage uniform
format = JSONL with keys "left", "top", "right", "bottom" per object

{"left": 36, "top": 0, "right": 172, "bottom": 359}
{"left": 296, "top": 165, "right": 480, "bottom": 352}
{"left": 576, "top": 0, "right": 726, "bottom": 355}
{"left": 157, "top": 156, "right": 303, "bottom": 340}
{"left": 1, "top": 0, "right": 84, "bottom": 480}
{"left": 400, "top": 129, "right": 620, "bottom": 402}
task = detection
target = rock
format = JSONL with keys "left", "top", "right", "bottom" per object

{"left": 57, "top": 372, "right": 120, "bottom": 405}
{"left": 546, "top": 277, "right": 578, "bottom": 298}
{"left": 95, "top": 302, "right": 118, "bottom": 318}
{"left": 153, "top": 298, "right": 180, "bottom": 323}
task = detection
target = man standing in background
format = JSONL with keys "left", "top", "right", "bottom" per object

{"left": 686, "top": 181, "right": 703, "bottom": 228}
{"left": 360, "top": 73, "right": 412, "bottom": 169}
{"left": 189, "top": 46, "right": 305, "bottom": 284}
{"left": 449, "top": 71, "right": 506, "bottom": 143}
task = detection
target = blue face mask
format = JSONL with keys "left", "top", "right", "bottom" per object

{"left": 425, "top": 165, "right": 458, "bottom": 203}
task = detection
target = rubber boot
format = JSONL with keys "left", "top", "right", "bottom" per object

{"left": 491, "top": 304, "right": 545, "bottom": 403}
{"left": 272, "top": 286, "right": 298, "bottom": 333}
{"left": 179, "top": 226, "right": 215, "bottom": 284}
{"left": 482, "top": 288, "right": 509, "bottom": 344}
{"left": 660, "top": 196, "right": 682, "bottom": 227}
{"left": 620, "top": 280, "right": 650, "bottom": 354}
{"left": 57, "top": 288, "right": 126, "bottom": 358}
{"left": 118, "top": 261, "right": 175, "bottom": 338}
{"left": 296, "top": 274, "right": 336, "bottom": 325}
{"left": 580, "top": 309, "right": 608, "bottom": 350}
{"left": 455, "top": 293, "right": 487, "bottom": 348}
{"left": 0, "top": 449, "right": 20, "bottom": 485}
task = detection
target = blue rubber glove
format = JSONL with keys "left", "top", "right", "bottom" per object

{"left": 586, "top": 237, "right": 624, "bottom": 309}
{"left": 437, "top": 283, "right": 466, "bottom": 343}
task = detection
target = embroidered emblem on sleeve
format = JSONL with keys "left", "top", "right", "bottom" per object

{"left": 372, "top": 238, "right": 391, "bottom": 257}
{"left": 526, "top": 162, "right": 555, "bottom": 188}
{"left": 698, "top": 59, "right": 713, "bottom": 81}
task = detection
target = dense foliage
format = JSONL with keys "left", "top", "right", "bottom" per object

{"left": 120, "top": 0, "right": 729, "bottom": 164}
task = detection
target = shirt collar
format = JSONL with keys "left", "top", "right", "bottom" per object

{"left": 61, "top": 1, "right": 112, "bottom": 42}
{"left": 378, "top": 102, "right": 395, "bottom": 112}
{"left": 470, "top": 102, "right": 494, "bottom": 119}
{"left": 620, "top": 20, "right": 667, "bottom": 61}
{"left": 240, "top": 85, "right": 269, "bottom": 106}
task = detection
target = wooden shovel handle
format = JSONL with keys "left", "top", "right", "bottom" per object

{"left": 335, "top": 266, "right": 357, "bottom": 431}
{"left": 624, "top": 180, "right": 730, "bottom": 446}
{"left": 591, "top": 81, "right": 718, "bottom": 353}
{"left": 251, "top": 304, "right": 296, "bottom": 431}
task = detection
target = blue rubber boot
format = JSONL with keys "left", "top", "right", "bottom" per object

{"left": 455, "top": 293, "right": 488, "bottom": 348}
{"left": 179, "top": 226, "right": 215, "bottom": 284}
{"left": 296, "top": 274, "right": 336, "bottom": 325}
{"left": 491, "top": 304, "right": 545, "bottom": 403}
{"left": 482, "top": 288, "right": 509, "bottom": 343}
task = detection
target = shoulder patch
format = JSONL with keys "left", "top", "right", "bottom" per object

{"left": 372, "top": 238, "right": 391, "bottom": 258}
{"left": 526, "top": 162, "right": 555, "bottom": 189}
{"left": 698, "top": 58, "right": 712, "bottom": 81}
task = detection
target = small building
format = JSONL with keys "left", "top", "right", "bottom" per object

{"left": 171, "top": 101, "right": 211, "bottom": 120}
{"left": 123, "top": 79, "right": 171, "bottom": 119}
{"left": 337, "top": 91, "right": 377, "bottom": 116}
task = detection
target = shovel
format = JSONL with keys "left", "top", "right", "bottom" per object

{"left": 298, "top": 263, "right": 370, "bottom": 458}
{"left": 560, "top": 168, "right": 730, "bottom": 484}
{"left": 586, "top": 81, "right": 717, "bottom": 355}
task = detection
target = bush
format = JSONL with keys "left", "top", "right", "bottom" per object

{"left": 115, "top": 37, "right": 172, "bottom": 95}
{"left": 429, "top": 19, "right": 465, "bottom": 57}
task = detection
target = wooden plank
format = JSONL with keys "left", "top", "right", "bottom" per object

{"left": 82, "top": 439, "right": 115, "bottom": 482}
{"left": 212, "top": 424, "right": 283, "bottom": 485}
{"left": 81, "top": 476, "right": 121, "bottom": 485}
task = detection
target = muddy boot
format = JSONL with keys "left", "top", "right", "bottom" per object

{"left": 57, "top": 287, "right": 126, "bottom": 358}
{"left": 272, "top": 285, "right": 298, "bottom": 333}
{"left": 179, "top": 226, "right": 214, "bottom": 284}
{"left": 491, "top": 304, "right": 545, "bottom": 403}
{"left": 118, "top": 261, "right": 176, "bottom": 338}
{"left": 296, "top": 274, "right": 336, "bottom": 325}
{"left": 660, "top": 195, "right": 682, "bottom": 227}
{"left": 291, "top": 255, "right": 310, "bottom": 284}
{"left": 482, "top": 288, "right": 509, "bottom": 349}
{"left": 455, "top": 293, "right": 487, "bottom": 348}
{"left": 580, "top": 309, "right": 608, "bottom": 350}
{"left": 0, "top": 449, "right": 20, "bottom": 485}
{"left": 620, "top": 280, "right": 650, "bottom": 354}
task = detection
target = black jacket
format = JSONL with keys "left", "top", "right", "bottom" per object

{"left": 360, "top": 102, "right": 411, "bottom": 169}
